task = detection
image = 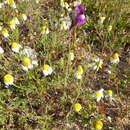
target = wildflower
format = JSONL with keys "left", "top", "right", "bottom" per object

{"left": 11, "top": 42, "right": 22, "bottom": 53}
{"left": 9, "top": 0, "right": 16, "bottom": 8}
{"left": 9, "top": 20, "right": 16, "bottom": 30}
{"left": 75, "top": 4, "right": 84, "bottom": 14}
{"left": 75, "top": 71, "right": 82, "bottom": 79}
{"left": 13, "top": 17, "right": 20, "bottom": 25}
{"left": 21, "top": 57, "right": 37, "bottom": 71}
{"left": 93, "top": 58, "right": 103, "bottom": 71}
{"left": 35, "top": 0, "right": 40, "bottom": 3}
{"left": 73, "top": 0, "right": 82, "bottom": 6}
{"left": 42, "top": 64, "right": 53, "bottom": 76}
{"left": 99, "top": 16, "right": 105, "bottom": 24}
{"left": 95, "top": 89, "right": 104, "bottom": 102}
{"left": 1, "top": 28, "right": 9, "bottom": 38}
{"left": 21, "top": 24, "right": 29, "bottom": 32}
{"left": 77, "top": 65, "right": 83, "bottom": 74}
{"left": 3, "top": 74, "right": 14, "bottom": 86}
{"left": 95, "top": 120, "right": 103, "bottom": 130}
{"left": 69, "top": 52, "right": 74, "bottom": 61}
{"left": 60, "top": 0, "right": 65, "bottom": 7}
{"left": 21, "top": 14, "right": 27, "bottom": 21}
{"left": 60, "top": 20, "right": 69, "bottom": 30}
{"left": 107, "top": 25, "right": 112, "bottom": 31}
{"left": 110, "top": 53, "right": 120, "bottom": 64}
{"left": 0, "top": 26, "right": 2, "bottom": 31}
{"left": 41, "top": 25, "right": 49, "bottom": 34}
{"left": 4, "top": 0, "right": 10, "bottom": 4}
{"left": 106, "top": 90, "right": 113, "bottom": 100}
{"left": 76, "top": 14, "right": 85, "bottom": 24}
{"left": 73, "top": 103, "right": 82, "bottom": 112}
{"left": 0, "top": 46, "right": 4, "bottom": 54}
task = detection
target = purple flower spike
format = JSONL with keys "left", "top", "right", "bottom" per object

{"left": 77, "top": 14, "right": 85, "bottom": 24}
{"left": 21, "top": 24, "right": 29, "bottom": 32}
{"left": 75, "top": 4, "right": 84, "bottom": 14}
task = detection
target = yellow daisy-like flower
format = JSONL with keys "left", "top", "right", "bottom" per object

{"left": 69, "top": 52, "right": 74, "bottom": 61}
{"left": 95, "top": 89, "right": 104, "bottom": 102}
{"left": 3, "top": 74, "right": 14, "bottom": 86}
{"left": 22, "top": 57, "right": 31, "bottom": 67}
{"left": 21, "top": 14, "right": 27, "bottom": 21}
{"left": 110, "top": 53, "right": 120, "bottom": 64}
{"left": 73, "top": 103, "right": 82, "bottom": 112}
{"left": 13, "top": 17, "right": 20, "bottom": 25}
{"left": 9, "top": 20, "right": 16, "bottom": 30}
{"left": 41, "top": 25, "right": 49, "bottom": 34}
{"left": 93, "top": 58, "right": 103, "bottom": 71}
{"left": 9, "top": 0, "right": 16, "bottom": 8}
{"left": 42, "top": 64, "right": 53, "bottom": 76}
{"left": 108, "top": 25, "right": 112, "bottom": 31}
{"left": 1, "top": 28, "right": 9, "bottom": 38}
{"left": 75, "top": 71, "right": 82, "bottom": 79}
{"left": 11, "top": 42, "right": 22, "bottom": 53}
{"left": 61, "top": 20, "right": 69, "bottom": 30}
{"left": 95, "top": 120, "right": 103, "bottom": 130}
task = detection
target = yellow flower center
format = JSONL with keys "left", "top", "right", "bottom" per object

{"left": 4, "top": 74, "right": 13, "bottom": 83}
{"left": 77, "top": 65, "right": 83, "bottom": 72}
{"left": 73, "top": 103, "right": 82, "bottom": 112}
{"left": 9, "top": 0, "right": 15, "bottom": 4}
{"left": 112, "top": 53, "right": 119, "bottom": 59}
{"left": 42, "top": 26, "right": 47, "bottom": 32}
{"left": 43, "top": 64, "right": 49, "bottom": 70}
{"left": 77, "top": 71, "right": 82, "bottom": 76}
{"left": 70, "top": 52, "right": 74, "bottom": 57}
{"left": 1, "top": 28, "right": 8, "bottom": 34}
{"left": 95, "top": 120, "right": 103, "bottom": 130}
{"left": 96, "top": 91, "right": 101, "bottom": 97}
{"left": 11, "top": 42, "right": 19, "bottom": 48}
{"left": 96, "top": 61, "right": 103, "bottom": 67}
{"left": 22, "top": 14, "right": 27, "bottom": 17}
{"left": 107, "top": 90, "right": 112, "bottom": 95}
{"left": 22, "top": 57, "right": 31, "bottom": 66}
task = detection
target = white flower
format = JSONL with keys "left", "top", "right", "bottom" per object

{"left": 75, "top": 71, "right": 82, "bottom": 79}
{"left": 0, "top": 46, "right": 4, "bottom": 54}
{"left": 3, "top": 74, "right": 14, "bottom": 86}
{"left": 9, "top": 20, "right": 16, "bottom": 30}
{"left": 21, "top": 14, "right": 27, "bottom": 21}
{"left": 41, "top": 25, "right": 49, "bottom": 34}
{"left": 60, "top": 20, "right": 69, "bottom": 30}
{"left": 11, "top": 42, "right": 22, "bottom": 53}
{"left": 110, "top": 53, "right": 120, "bottom": 64}
{"left": 95, "top": 89, "right": 104, "bottom": 102}
{"left": 99, "top": 16, "right": 105, "bottom": 24}
{"left": 93, "top": 58, "right": 103, "bottom": 71}
{"left": 13, "top": 17, "right": 20, "bottom": 25}
{"left": 42, "top": 64, "right": 53, "bottom": 76}
{"left": 69, "top": 52, "right": 74, "bottom": 61}
{"left": 106, "top": 90, "right": 113, "bottom": 101}
{"left": 1, "top": 28, "right": 9, "bottom": 38}
{"left": 107, "top": 25, "right": 112, "bottom": 31}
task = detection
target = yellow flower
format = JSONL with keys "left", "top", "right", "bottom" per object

{"left": 69, "top": 52, "right": 74, "bottom": 61}
{"left": 73, "top": 103, "right": 82, "bottom": 112}
{"left": 99, "top": 16, "right": 105, "bottom": 24}
{"left": 21, "top": 14, "right": 27, "bottom": 21}
{"left": 1, "top": 28, "right": 9, "bottom": 38}
{"left": 3, "top": 74, "right": 14, "bottom": 86}
{"left": 77, "top": 65, "right": 83, "bottom": 74}
{"left": 112, "top": 53, "right": 119, "bottom": 59}
{"left": 95, "top": 120, "right": 103, "bottom": 130}
{"left": 107, "top": 90, "right": 112, "bottom": 95}
{"left": 75, "top": 71, "right": 82, "bottom": 79}
{"left": 108, "top": 25, "right": 112, "bottom": 31}
{"left": 22, "top": 57, "right": 31, "bottom": 67}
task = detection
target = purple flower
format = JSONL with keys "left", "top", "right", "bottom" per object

{"left": 75, "top": 4, "right": 84, "bottom": 14}
{"left": 27, "top": 16, "right": 32, "bottom": 20}
{"left": 21, "top": 24, "right": 29, "bottom": 32}
{"left": 77, "top": 14, "right": 85, "bottom": 24}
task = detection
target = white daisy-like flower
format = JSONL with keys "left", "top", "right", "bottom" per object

{"left": 69, "top": 52, "right": 74, "bottom": 61}
{"left": 0, "top": 46, "right": 4, "bottom": 54}
{"left": 21, "top": 57, "right": 33, "bottom": 71}
{"left": 42, "top": 64, "right": 53, "bottom": 76}
{"left": 3, "top": 74, "right": 14, "bottom": 86}
{"left": 106, "top": 90, "right": 113, "bottom": 101}
{"left": 95, "top": 89, "right": 104, "bottom": 102}
{"left": 93, "top": 58, "right": 103, "bottom": 71}
{"left": 107, "top": 25, "right": 112, "bottom": 32}
{"left": 11, "top": 42, "right": 22, "bottom": 53}
{"left": 41, "top": 25, "right": 49, "bottom": 34}
{"left": 0, "top": 26, "right": 2, "bottom": 31}
{"left": 99, "top": 16, "right": 105, "bottom": 24}
{"left": 21, "top": 14, "right": 27, "bottom": 21}
{"left": 13, "top": 17, "right": 20, "bottom": 25}
{"left": 1, "top": 28, "right": 9, "bottom": 38}
{"left": 9, "top": 20, "right": 16, "bottom": 30}
{"left": 110, "top": 53, "right": 120, "bottom": 64}
{"left": 60, "top": 0, "right": 65, "bottom": 7}
{"left": 75, "top": 71, "right": 82, "bottom": 79}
